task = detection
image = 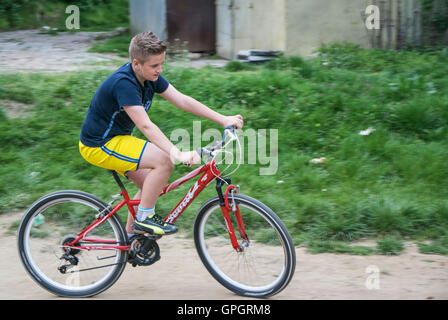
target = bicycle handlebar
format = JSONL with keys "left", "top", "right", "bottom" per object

{"left": 196, "top": 126, "right": 238, "bottom": 159}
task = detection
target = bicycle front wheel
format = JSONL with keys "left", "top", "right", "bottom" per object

{"left": 194, "top": 194, "right": 296, "bottom": 297}
{"left": 17, "top": 190, "right": 128, "bottom": 298}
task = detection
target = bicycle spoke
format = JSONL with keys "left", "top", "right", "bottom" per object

{"left": 195, "top": 195, "right": 295, "bottom": 297}
{"left": 18, "top": 192, "right": 127, "bottom": 298}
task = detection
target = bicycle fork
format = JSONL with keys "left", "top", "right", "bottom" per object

{"left": 216, "top": 179, "right": 248, "bottom": 252}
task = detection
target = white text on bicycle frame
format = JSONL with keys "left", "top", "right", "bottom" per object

{"left": 166, "top": 175, "right": 206, "bottom": 223}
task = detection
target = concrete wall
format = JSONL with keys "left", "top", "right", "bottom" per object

{"left": 129, "top": 0, "right": 166, "bottom": 40}
{"left": 285, "top": 0, "right": 370, "bottom": 56}
{"left": 216, "top": 0, "right": 286, "bottom": 59}
{"left": 216, "top": 0, "right": 235, "bottom": 59}
{"left": 216, "top": 0, "right": 374, "bottom": 59}
{"left": 250, "top": 0, "right": 286, "bottom": 52}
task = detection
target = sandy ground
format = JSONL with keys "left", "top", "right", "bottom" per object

{"left": 1, "top": 211, "right": 447, "bottom": 300}
{"left": 0, "top": 29, "right": 129, "bottom": 73}
{"left": 0, "top": 29, "right": 227, "bottom": 74}
{"left": 0, "top": 29, "right": 447, "bottom": 301}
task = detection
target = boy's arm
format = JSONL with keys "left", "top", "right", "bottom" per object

{"left": 159, "top": 84, "right": 243, "bottom": 129}
{"left": 123, "top": 105, "right": 198, "bottom": 164}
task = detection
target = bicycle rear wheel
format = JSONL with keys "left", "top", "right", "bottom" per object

{"left": 17, "top": 190, "right": 128, "bottom": 298}
{"left": 194, "top": 194, "right": 296, "bottom": 297}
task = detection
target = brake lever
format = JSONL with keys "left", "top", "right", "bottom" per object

{"left": 222, "top": 126, "right": 238, "bottom": 144}
{"left": 196, "top": 147, "right": 214, "bottom": 162}
{"left": 197, "top": 126, "right": 238, "bottom": 163}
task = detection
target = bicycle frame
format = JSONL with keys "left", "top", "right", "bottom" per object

{"left": 67, "top": 159, "right": 247, "bottom": 252}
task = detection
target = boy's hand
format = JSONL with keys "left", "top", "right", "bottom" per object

{"left": 222, "top": 114, "right": 244, "bottom": 130}
{"left": 173, "top": 150, "right": 201, "bottom": 167}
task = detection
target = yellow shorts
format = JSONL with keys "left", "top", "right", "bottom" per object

{"left": 79, "top": 135, "right": 149, "bottom": 177}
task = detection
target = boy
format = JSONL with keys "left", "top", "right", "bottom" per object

{"left": 79, "top": 32, "right": 243, "bottom": 237}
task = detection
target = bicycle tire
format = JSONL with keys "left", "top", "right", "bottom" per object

{"left": 194, "top": 194, "right": 296, "bottom": 297}
{"left": 17, "top": 190, "right": 128, "bottom": 298}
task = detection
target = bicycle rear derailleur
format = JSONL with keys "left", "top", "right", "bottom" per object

{"left": 127, "top": 235, "right": 161, "bottom": 267}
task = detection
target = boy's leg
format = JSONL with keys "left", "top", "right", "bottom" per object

{"left": 80, "top": 135, "right": 174, "bottom": 234}
{"left": 135, "top": 143, "right": 174, "bottom": 209}
{"left": 125, "top": 169, "right": 150, "bottom": 234}
{"left": 130, "top": 143, "right": 177, "bottom": 235}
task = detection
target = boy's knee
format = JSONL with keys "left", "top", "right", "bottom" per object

{"left": 163, "top": 155, "right": 175, "bottom": 171}
{"left": 152, "top": 152, "right": 174, "bottom": 172}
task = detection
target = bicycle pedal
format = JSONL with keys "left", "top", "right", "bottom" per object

{"left": 128, "top": 235, "right": 161, "bottom": 267}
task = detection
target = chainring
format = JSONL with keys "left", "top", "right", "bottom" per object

{"left": 128, "top": 235, "right": 160, "bottom": 267}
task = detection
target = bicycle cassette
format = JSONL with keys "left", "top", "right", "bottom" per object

{"left": 128, "top": 235, "right": 160, "bottom": 267}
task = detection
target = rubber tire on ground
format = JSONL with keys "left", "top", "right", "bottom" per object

{"left": 17, "top": 190, "right": 128, "bottom": 298}
{"left": 193, "top": 194, "right": 296, "bottom": 298}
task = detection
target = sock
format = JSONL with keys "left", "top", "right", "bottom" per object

{"left": 127, "top": 233, "right": 135, "bottom": 239}
{"left": 136, "top": 205, "right": 155, "bottom": 222}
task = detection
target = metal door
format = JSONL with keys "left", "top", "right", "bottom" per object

{"left": 166, "top": 0, "right": 216, "bottom": 53}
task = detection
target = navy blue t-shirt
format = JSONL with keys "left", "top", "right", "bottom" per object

{"left": 80, "top": 62, "right": 169, "bottom": 147}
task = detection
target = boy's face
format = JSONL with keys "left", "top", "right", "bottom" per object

{"left": 132, "top": 52, "right": 165, "bottom": 82}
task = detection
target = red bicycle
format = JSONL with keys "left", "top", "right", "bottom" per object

{"left": 17, "top": 127, "right": 295, "bottom": 298}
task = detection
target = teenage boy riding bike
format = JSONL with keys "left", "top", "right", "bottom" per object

{"left": 79, "top": 31, "right": 243, "bottom": 238}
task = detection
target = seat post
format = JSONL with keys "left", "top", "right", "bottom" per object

{"left": 110, "top": 170, "right": 126, "bottom": 192}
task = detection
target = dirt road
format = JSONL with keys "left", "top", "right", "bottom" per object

{"left": 0, "top": 29, "right": 226, "bottom": 74}
{"left": 0, "top": 29, "right": 130, "bottom": 73}
{"left": 1, "top": 211, "right": 447, "bottom": 300}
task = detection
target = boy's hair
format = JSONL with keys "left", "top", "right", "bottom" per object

{"left": 129, "top": 32, "right": 167, "bottom": 63}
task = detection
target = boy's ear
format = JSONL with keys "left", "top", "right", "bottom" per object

{"left": 132, "top": 58, "right": 144, "bottom": 68}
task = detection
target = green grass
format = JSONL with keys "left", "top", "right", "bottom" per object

{"left": 1, "top": 43, "right": 448, "bottom": 255}
{"left": 418, "top": 235, "right": 448, "bottom": 255}
{"left": 88, "top": 32, "right": 133, "bottom": 57}
{"left": 376, "top": 236, "right": 405, "bottom": 255}
{"left": 0, "top": 0, "right": 129, "bottom": 31}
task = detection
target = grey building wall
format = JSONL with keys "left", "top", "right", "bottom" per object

{"left": 216, "top": 0, "right": 375, "bottom": 59}
{"left": 285, "top": 0, "right": 371, "bottom": 57}
{"left": 129, "top": 0, "right": 167, "bottom": 40}
{"left": 216, "top": 0, "right": 285, "bottom": 59}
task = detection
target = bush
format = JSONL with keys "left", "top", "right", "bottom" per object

{"left": 376, "top": 237, "right": 405, "bottom": 255}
